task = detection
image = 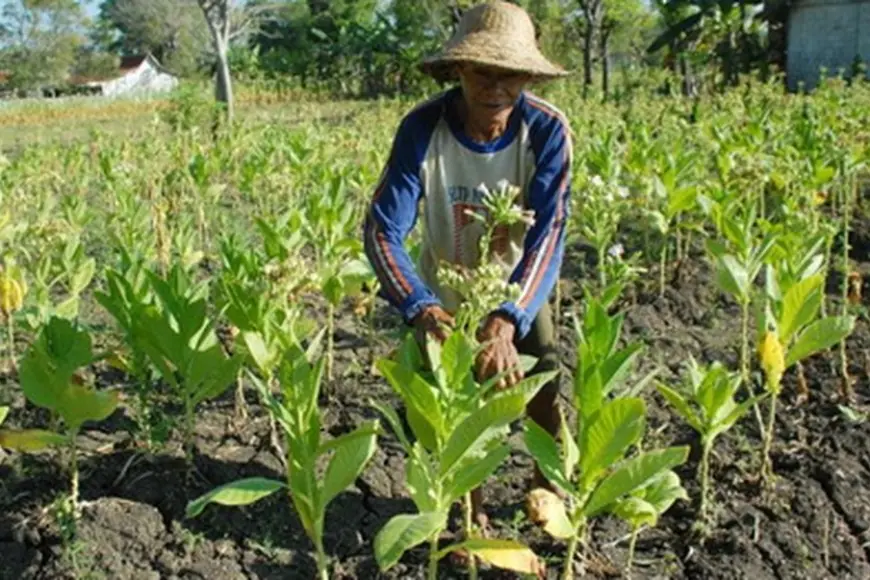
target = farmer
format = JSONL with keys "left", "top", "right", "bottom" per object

{"left": 363, "top": 1, "right": 572, "bottom": 527}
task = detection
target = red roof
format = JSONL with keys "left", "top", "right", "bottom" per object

{"left": 119, "top": 55, "right": 147, "bottom": 71}
{"left": 0, "top": 71, "right": 9, "bottom": 84}
{"left": 68, "top": 55, "right": 150, "bottom": 86}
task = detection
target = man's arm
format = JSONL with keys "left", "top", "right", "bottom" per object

{"left": 492, "top": 116, "right": 571, "bottom": 338}
{"left": 363, "top": 117, "right": 443, "bottom": 325}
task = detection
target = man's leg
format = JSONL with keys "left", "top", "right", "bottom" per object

{"left": 514, "top": 300, "right": 562, "bottom": 490}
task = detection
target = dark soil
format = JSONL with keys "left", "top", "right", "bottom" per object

{"left": 2, "top": 239, "right": 870, "bottom": 580}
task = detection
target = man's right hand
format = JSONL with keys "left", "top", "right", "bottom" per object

{"left": 412, "top": 305, "right": 455, "bottom": 344}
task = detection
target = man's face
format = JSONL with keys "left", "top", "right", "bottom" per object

{"left": 456, "top": 63, "right": 531, "bottom": 119}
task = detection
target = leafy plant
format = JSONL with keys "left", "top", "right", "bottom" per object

{"left": 186, "top": 333, "right": 379, "bottom": 580}
{"left": 656, "top": 358, "right": 760, "bottom": 524}
{"left": 524, "top": 304, "right": 689, "bottom": 579}
{"left": 758, "top": 271, "right": 855, "bottom": 481}
{"left": 372, "top": 331, "right": 554, "bottom": 579}
{"left": 0, "top": 259, "right": 26, "bottom": 373}
{"left": 0, "top": 318, "right": 119, "bottom": 519}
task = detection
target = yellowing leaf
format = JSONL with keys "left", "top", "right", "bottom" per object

{"left": 758, "top": 331, "right": 785, "bottom": 392}
{"left": 0, "top": 429, "right": 67, "bottom": 451}
{"left": 526, "top": 488, "right": 574, "bottom": 539}
{"left": 0, "top": 275, "right": 23, "bottom": 316}
{"left": 462, "top": 539, "right": 545, "bottom": 577}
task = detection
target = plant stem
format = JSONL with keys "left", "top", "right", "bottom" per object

{"left": 699, "top": 438, "right": 712, "bottom": 522}
{"left": 761, "top": 393, "right": 777, "bottom": 482}
{"left": 327, "top": 302, "right": 335, "bottom": 383}
{"left": 659, "top": 241, "right": 668, "bottom": 299}
{"left": 626, "top": 527, "right": 639, "bottom": 579}
{"left": 741, "top": 298, "right": 766, "bottom": 436}
{"left": 315, "top": 537, "right": 329, "bottom": 580}
{"left": 464, "top": 493, "right": 478, "bottom": 580}
{"left": 598, "top": 244, "right": 607, "bottom": 287}
{"left": 184, "top": 398, "right": 195, "bottom": 463}
{"left": 70, "top": 433, "right": 79, "bottom": 511}
{"left": 562, "top": 518, "right": 585, "bottom": 580}
{"left": 427, "top": 532, "right": 440, "bottom": 580}
{"left": 5, "top": 314, "right": 14, "bottom": 372}
{"left": 839, "top": 177, "right": 854, "bottom": 401}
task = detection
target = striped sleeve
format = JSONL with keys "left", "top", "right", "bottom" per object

{"left": 363, "top": 113, "right": 442, "bottom": 324}
{"left": 495, "top": 100, "right": 571, "bottom": 338}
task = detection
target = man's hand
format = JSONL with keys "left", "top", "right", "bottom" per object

{"left": 412, "top": 305, "right": 455, "bottom": 345}
{"left": 475, "top": 313, "right": 523, "bottom": 390}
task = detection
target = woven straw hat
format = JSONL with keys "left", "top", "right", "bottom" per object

{"left": 420, "top": 1, "right": 569, "bottom": 83}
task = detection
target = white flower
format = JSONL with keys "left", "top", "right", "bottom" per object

{"left": 590, "top": 175, "right": 605, "bottom": 188}
{"left": 607, "top": 243, "right": 624, "bottom": 258}
{"left": 617, "top": 185, "right": 630, "bottom": 199}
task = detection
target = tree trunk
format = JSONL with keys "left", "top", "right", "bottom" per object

{"left": 601, "top": 27, "right": 611, "bottom": 101}
{"left": 215, "top": 41, "right": 233, "bottom": 124}
{"left": 582, "top": 26, "right": 594, "bottom": 98}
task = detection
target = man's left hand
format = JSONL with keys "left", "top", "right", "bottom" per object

{"left": 475, "top": 313, "right": 523, "bottom": 390}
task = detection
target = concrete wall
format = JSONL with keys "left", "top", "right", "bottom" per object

{"left": 787, "top": 0, "right": 870, "bottom": 90}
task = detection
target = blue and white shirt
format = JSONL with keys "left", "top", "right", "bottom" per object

{"left": 363, "top": 87, "right": 572, "bottom": 339}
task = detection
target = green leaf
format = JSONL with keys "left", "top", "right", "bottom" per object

{"left": 440, "top": 392, "right": 526, "bottom": 477}
{"left": 640, "top": 470, "right": 689, "bottom": 515}
{"left": 655, "top": 383, "right": 702, "bottom": 434}
{"left": 71, "top": 259, "right": 96, "bottom": 295}
{"left": 0, "top": 429, "right": 68, "bottom": 451}
{"left": 785, "top": 316, "right": 855, "bottom": 368}
{"left": 444, "top": 444, "right": 511, "bottom": 502}
{"left": 242, "top": 331, "right": 274, "bottom": 373}
{"left": 599, "top": 343, "right": 643, "bottom": 396}
{"left": 58, "top": 384, "right": 120, "bottom": 431}
{"left": 779, "top": 274, "right": 823, "bottom": 344}
{"left": 523, "top": 420, "right": 573, "bottom": 493}
{"left": 377, "top": 359, "right": 443, "bottom": 449}
{"left": 374, "top": 512, "right": 446, "bottom": 571}
{"left": 54, "top": 296, "right": 80, "bottom": 319}
{"left": 560, "top": 409, "right": 579, "bottom": 481}
{"left": 716, "top": 255, "right": 749, "bottom": 299}
{"left": 185, "top": 478, "right": 286, "bottom": 518}
{"left": 584, "top": 446, "right": 690, "bottom": 517}
{"left": 371, "top": 400, "right": 413, "bottom": 451}
{"left": 0, "top": 406, "right": 7, "bottom": 426}
{"left": 579, "top": 398, "right": 646, "bottom": 489}
{"left": 612, "top": 496, "right": 658, "bottom": 528}
{"left": 320, "top": 424, "right": 379, "bottom": 507}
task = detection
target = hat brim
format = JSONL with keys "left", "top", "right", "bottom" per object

{"left": 419, "top": 32, "right": 570, "bottom": 84}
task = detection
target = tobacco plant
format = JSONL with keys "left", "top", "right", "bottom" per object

{"left": 0, "top": 318, "right": 120, "bottom": 518}
{"left": 373, "top": 331, "right": 554, "bottom": 579}
{"left": 523, "top": 293, "right": 688, "bottom": 579}
{"left": 186, "top": 333, "right": 379, "bottom": 580}
{"left": 656, "top": 358, "right": 761, "bottom": 524}
{"left": 757, "top": 270, "right": 855, "bottom": 482}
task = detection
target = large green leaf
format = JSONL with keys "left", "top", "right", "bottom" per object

{"left": 584, "top": 446, "right": 690, "bottom": 517}
{"left": 320, "top": 423, "right": 379, "bottom": 507}
{"left": 377, "top": 359, "right": 443, "bottom": 448}
{"left": 185, "top": 478, "right": 285, "bottom": 518}
{"left": 779, "top": 274, "right": 823, "bottom": 344}
{"left": 612, "top": 496, "right": 658, "bottom": 528}
{"left": 57, "top": 383, "right": 121, "bottom": 431}
{"left": 716, "top": 255, "right": 749, "bottom": 299}
{"left": 440, "top": 392, "right": 526, "bottom": 477}
{"left": 785, "top": 316, "right": 855, "bottom": 368}
{"left": 0, "top": 406, "right": 8, "bottom": 426}
{"left": 639, "top": 470, "right": 689, "bottom": 515}
{"left": 599, "top": 344, "right": 643, "bottom": 396}
{"left": 655, "top": 383, "right": 702, "bottom": 434}
{"left": 444, "top": 444, "right": 511, "bottom": 502}
{"left": 579, "top": 398, "right": 646, "bottom": 489}
{"left": 374, "top": 512, "right": 446, "bottom": 571}
{"left": 523, "top": 420, "right": 573, "bottom": 493}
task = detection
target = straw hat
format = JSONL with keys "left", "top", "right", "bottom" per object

{"left": 420, "top": 1, "right": 569, "bottom": 83}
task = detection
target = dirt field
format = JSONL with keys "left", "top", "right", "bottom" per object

{"left": 2, "top": 227, "right": 869, "bottom": 580}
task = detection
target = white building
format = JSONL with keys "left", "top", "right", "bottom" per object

{"left": 76, "top": 54, "right": 179, "bottom": 97}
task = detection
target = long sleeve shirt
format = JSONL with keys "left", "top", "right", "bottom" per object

{"left": 363, "top": 87, "right": 572, "bottom": 339}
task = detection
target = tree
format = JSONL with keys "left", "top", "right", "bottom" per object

{"left": 0, "top": 0, "right": 87, "bottom": 90}
{"left": 96, "top": 0, "right": 209, "bottom": 76}
{"left": 196, "top": 0, "right": 275, "bottom": 126}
